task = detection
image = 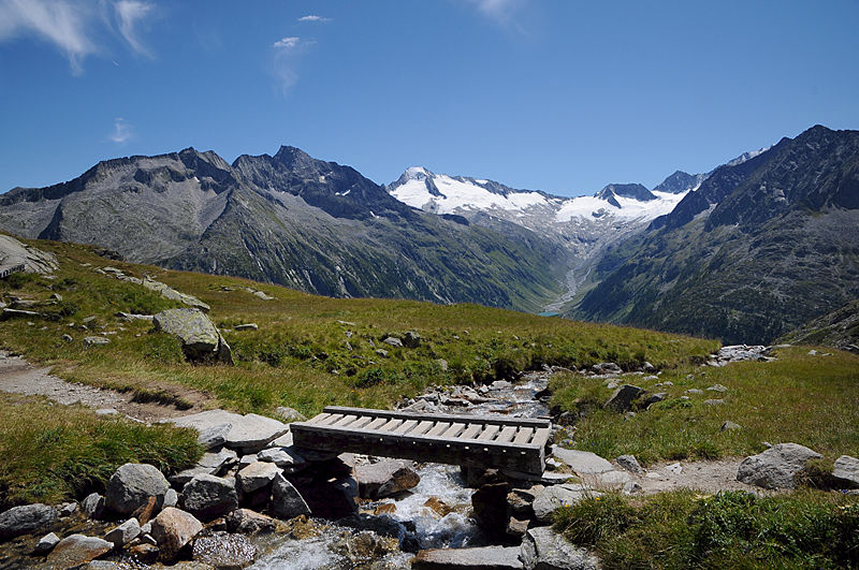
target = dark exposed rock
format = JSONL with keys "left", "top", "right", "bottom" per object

{"left": 604, "top": 385, "right": 646, "bottom": 412}
{"left": 181, "top": 474, "right": 239, "bottom": 520}
{"left": 0, "top": 503, "right": 57, "bottom": 540}
{"left": 105, "top": 463, "right": 170, "bottom": 515}
{"left": 225, "top": 509, "right": 278, "bottom": 534}
{"left": 269, "top": 474, "right": 312, "bottom": 520}
{"left": 354, "top": 460, "right": 420, "bottom": 499}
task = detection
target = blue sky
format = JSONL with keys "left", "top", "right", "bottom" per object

{"left": 1, "top": 1, "right": 857, "bottom": 197}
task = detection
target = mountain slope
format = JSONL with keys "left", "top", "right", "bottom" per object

{"left": 573, "top": 125, "right": 859, "bottom": 343}
{"left": 0, "top": 147, "right": 567, "bottom": 312}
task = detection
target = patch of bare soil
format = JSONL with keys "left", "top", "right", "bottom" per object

{"left": 0, "top": 351, "right": 209, "bottom": 423}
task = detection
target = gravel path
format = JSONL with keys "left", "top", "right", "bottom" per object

{"left": 0, "top": 351, "right": 201, "bottom": 422}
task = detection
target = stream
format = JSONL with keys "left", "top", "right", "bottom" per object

{"left": 249, "top": 372, "right": 552, "bottom": 569}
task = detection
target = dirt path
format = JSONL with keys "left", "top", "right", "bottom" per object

{"left": 0, "top": 351, "right": 202, "bottom": 423}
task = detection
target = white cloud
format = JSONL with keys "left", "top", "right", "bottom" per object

{"left": 114, "top": 0, "right": 154, "bottom": 57}
{"left": 109, "top": 117, "right": 133, "bottom": 143}
{"left": 271, "top": 36, "right": 314, "bottom": 94}
{"left": 272, "top": 36, "right": 300, "bottom": 49}
{"left": 0, "top": 0, "right": 97, "bottom": 74}
{"left": 297, "top": 15, "right": 330, "bottom": 23}
{"left": 465, "top": 0, "right": 527, "bottom": 29}
{"left": 0, "top": 0, "right": 156, "bottom": 73}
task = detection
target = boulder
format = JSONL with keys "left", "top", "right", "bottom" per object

{"left": 833, "top": 455, "right": 859, "bottom": 488}
{"left": 33, "top": 532, "right": 60, "bottom": 555}
{"left": 0, "top": 503, "right": 58, "bottom": 540}
{"left": 181, "top": 474, "right": 239, "bottom": 520}
{"left": 152, "top": 308, "right": 232, "bottom": 364}
{"left": 197, "top": 423, "right": 233, "bottom": 450}
{"left": 46, "top": 534, "right": 112, "bottom": 569}
{"left": 237, "top": 461, "right": 281, "bottom": 494}
{"left": 703, "top": 399, "right": 725, "bottom": 406}
{"left": 269, "top": 474, "right": 311, "bottom": 520}
{"left": 412, "top": 546, "right": 524, "bottom": 569}
{"left": 616, "top": 454, "right": 644, "bottom": 474}
{"left": 105, "top": 518, "right": 141, "bottom": 548}
{"left": 192, "top": 532, "right": 257, "bottom": 568}
{"left": 166, "top": 410, "right": 288, "bottom": 453}
{"left": 403, "top": 331, "right": 422, "bottom": 348}
{"left": 721, "top": 421, "right": 742, "bottom": 431}
{"left": 273, "top": 407, "right": 306, "bottom": 422}
{"left": 737, "top": 443, "right": 823, "bottom": 489}
{"left": 257, "top": 447, "right": 307, "bottom": 473}
{"left": 382, "top": 336, "right": 403, "bottom": 348}
{"left": 105, "top": 463, "right": 170, "bottom": 515}
{"left": 592, "top": 362, "right": 622, "bottom": 375}
{"left": 642, "top": 392, "right": 667, "bottom": 408}
{"left": 149, "top": 507, "right": 203, "bottom": 561}
{"left": 84, "top": 336, "right": 110, "bottom": 346}
{"left": 551, "top": 447, "right": 614, "bottom": 475}
{"left": 81, "top": 493, "right": 106, "bottom": 519}
{"left": 532, "top": 484, "right": 597, "bottom": 524}
{"left": 225, "top": 509, "right": 278, "bottom": 535}
{"left": 164, "top": 489, "right": 179, "bottom": 509}
{"left": 604, "top": 385, "right": 646, "bottom": 412}
{"left": 707, "top": 384, "right": 728, "bottom": 393}
{"left": 521, "top": 526, "right": 600, "bottom": 570}
{"left": 354, "top": 460, "right": 420, "bottom": 499}
{"left": 471, "top": 482, "right": 511, "bottom": 541}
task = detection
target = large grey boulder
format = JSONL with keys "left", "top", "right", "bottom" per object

{"left": 0, "top": 234, "right": 58, "bottom": 274}
{"left": 552, "top": 448, "right": 614, "bottom": 475}
{"left": 736, "top": 443, "right": 823, "bottom": 489}
{"left": 152, "top": 308, "right": 232, "bottom": 364}
{"left": 225, "top": 509, "right": 278, "bottom": 535}
{"left": 412, "top": 546, "right": 524, "bottom": 569}
{"left": 521, "top": 526, "right": 600, "bottom": 570}
{"left": 0, "top": 503, "right": 58, "bottom": 540}
{"left": 532, "top": 484, "right": 598, "bottom": 524}
{"left": 105, "top": 463, "right": 170, "bottom": 515}
{"left": 833, "top": 455, "right": 859, "bottom": 488}
{"left": 32, "top": 532, "right": 60, "bottom": 554}
{"left": 181, "top": 474, "right": 239, "bottom": 520}
{"left": 165, "top": 410, "right": 288, "bottom": 453}
{"left": 354, "top": 460, "right": 420, "bottom": 499}
{"left": 604, "top": 385, "right": 646, "bottom": 412}
{"left": 269, "top": 474, "right": 311, "bottom": 520}
{"left": 149, "top": 507, "right": 203, "bottom": 561}
{"left": 46, "top": 534, "right": 112, "bottom": 569}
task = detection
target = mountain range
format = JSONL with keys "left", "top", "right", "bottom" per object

{"left": 1, "top": 124, "right": 856, "bottom": 344}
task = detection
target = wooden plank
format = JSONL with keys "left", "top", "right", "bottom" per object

{"left": 426, "top": 422, "right": 451, "bottom": 437}
{"left": 306, "top": 413, "right": 332, "bottom": 425}
{"left": 331, "top": 414, "right": 359, "bottom": 427}
{"left": 530, "top": 427, "right": 551, "bottom": 448}
{"left": 379, "top": 419, "right": 403, "bottom": 432}
{"left": 348, "top": 416, "right": 374, "bottom": 430}
{"left": 441, "top": 423, "right": 466, "bottom": 438}
{"left": 495, "top": 426, "right": 517, "bottom": 443}
{"left": 319, "top": 413, "right": 344, "bottom": 426}
{"left": 513, "top": 427, "right": 534, "bottom": 445}
{"left": 323, "top": 406, "right": 550, "bottom": 428}
{"left": 411, "top": 420, "right": 435, "bottom": 436}
{"left": 459, "top": 424, "right": 483, "bottom": 440}
{"left": 365, "top": 417, "right": 387, "bottom": 430}
{"left": 392, "top": 419, "right": 418, "bottom": 434}
{"left": 477, "top": 425, "right": 500, "bottom": 441}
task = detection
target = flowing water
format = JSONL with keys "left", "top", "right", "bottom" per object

{"left": 250, "top": 372, "right": 551, "bottom": 569}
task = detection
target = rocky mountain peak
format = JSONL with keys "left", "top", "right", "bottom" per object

{"left": 653, "top": 171, "right": 706, "bottom": 194}
{"left": 595, "top": 184, "right": 656, "bottom": 208}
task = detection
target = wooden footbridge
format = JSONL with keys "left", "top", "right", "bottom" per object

{"left": 290, "top": 406, "right": 552, "bottom": 475}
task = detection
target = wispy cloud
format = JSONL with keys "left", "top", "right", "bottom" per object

{"left": 109, "top": 117, "right": 133, "bottom": 143}
{"left": 272, "top": 36, "right": 301, "bottom": 49}
{"left": 0, "top": 0, "right": 97, "bottom": 74}
{"left": 297, "top": 15, "right": 330, "bottom": 23}
{"left": 114, "top": 0, "right": 154, "bottom": 57}
{"left": 0, "top": 0, "right": 156, "bottom": 73}
{"left": 464, "top": 0, "right": 528, "bottom": 30}
{"left": 271, "top": 36, "right": 313, "bottom": 94}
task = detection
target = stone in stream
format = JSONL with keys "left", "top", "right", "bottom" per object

{"left": 149, "top": 507, "right": 203, "bottom": 561}
{"left": 737, "top": 443, "right": 823, "bottom": 489}
{"left": 225, "top": 509, "right": 278, "bottom": 535}
{"left": 269, "top": 474, "right": 312, "bottom": 520}
{"left": 152, "top": 308, "right": 232, "bottom": 364}
{"left": 521, "top": 526, "right": 600, "bottom": 570}
{"left": 81, "top": 493, "right": 106, "bottom": 519}
{"left": 181, "top": 474, "right": 239, "bottom": 520}
{"left": 46, "top": 534, "right": 112, "bottom": 569}
{"left": 412, "top": 545, "right": 524, "bottom": 569}
{"left": 0, "top": 503, "right": 58, "bottom": 540}
{"left": 105, "top": 463, "right": 170, "bottom": 515}
{"left": 32, "top": 532, "right": 60, "bottom": 554}
{"left": 354, "top": 460, "right": 420, "bottom": 499}
{"left": 105, "top": 517, "right": 141, "bottom": 548}
{"left": 472, "top": 482, "right": 511, "bottom": 541}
